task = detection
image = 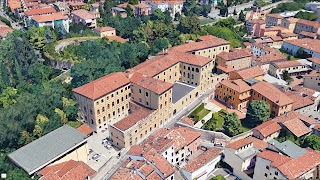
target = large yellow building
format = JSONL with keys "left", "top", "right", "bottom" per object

{"left": 73, "top": 35, "right": 231, "bottom": 149}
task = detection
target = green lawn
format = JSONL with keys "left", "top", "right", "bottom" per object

{"left": 212, "top": 112, "right": 224, "bottom": 129}
{"left": 197, "top": 108, "right": 210, "bottom": 121}
{"left": 200, "top": 18, "right": 215, "bottom": 25}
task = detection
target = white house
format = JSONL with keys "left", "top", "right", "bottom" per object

{"left": 282, "top": 38, "right": 320, "bottom": 58}
{"left": 180, "top": 147, "right": 222, "bottom": 180}
{"left": 30, "top": 12, "right": 69, "bottom": 32}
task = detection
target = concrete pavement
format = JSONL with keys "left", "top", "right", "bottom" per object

{"left": 208, "top": 1, "right": 254, "bottom": 20}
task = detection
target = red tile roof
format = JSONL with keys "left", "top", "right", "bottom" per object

{"left": 68, "top": 1, "right": 87, "bottom": 7}
{"left": 25, "top": 7, "right": 56, "bottom": 16}
{"left": 73, "top": 72, "right": 130, "bottom": 100}
{"left": 307, "top": 57, "right": 320, "bottom": 64}
{"left": 72, "top": 9, "right": 96, "bottom": 20}
{"left": 253, "top": 120, "right": 282, "bottom": 138}
{"left": 180, "top": 116, "right": 194, "bottom": 126}
{"left": 258, "top": 150, "right": 292, "bottom": 168}
{"left": 111, "top": 167, "right": 142, "bottom": 180}
{"left": 247, "top": 19, "right": 265, "bottom": 24}
{"left": 271, "top": 60, "right": 301, "bottom": 68}
{"left": 227, "top": 137, "right": 267, "bottom": 150}
{"left": 297, "top": 19, "right": 320, "bottom": 29}
{"left": 285, "top": 18, "right": 299, "bottom": 23}
{"left": 107, "top": 35, "right": 128, "bottom": 43}
{"left": 198, "top": 35, "right": 219, "bottom": 41}
{"left": 0, "top": 26, "right": 13, "bottom": 38}
{"left": 219, "top": 79, "right": 251, "bottom": 93}
{"left": 112, "top": 102, "right": 155, "bottom": 131}
{"left": 266, "top": 13, "right": 283, "bottom": 19}
{"left": 280, "top": 32, "right": 298, "bottom": 39}
{"left": 270, "top": 36, "right": 282, "bottom": 42}
{"left": 77, "top": 124, "right": 93, "bottom": 136}
{"left": 130, "top": 72, "right": 173, "bottom": 94}
{"left": 141, "top": 136, "right": 174, "bottom": 153}
{"left": 232, "top": 66, "right": 265, "bottom": 80}
{"left": 284, "top": 87, "right": 315, "bottom": 110}
{"left": 282, "top": 118, "right": 311, "bottom": 137}
{"left": 299, "top": 31, "right": 317, "bottom": 38}
{"left": 217, "top": 48, "right": 251, "bottom": 61}
{"left": 277, "top": 149, "right": 320, "bottom": 179}
{"left": 284, "top": 38, "right": 320, "bottom": 54}
{"left": 94, "top": 26, "right": 114, "bottom": 32}
{"left": 305, "top": 70, "right": 320, "bottom": 77}
{"left": 252, "top": 81, "right": 294, "bottom": 106}
{"left": 135, "top": 3, "right": 151, "bottom": 8}
{"left": 272, "top": 111, "right": 318, "bottom": 126}
{"left": 38, "top": 160, "right": 96, "bottom": 180}
{"left": 31, "top": 12, "right": 68, "bottom": 23}
{"left": 217, "top": 64, "right": 235, "bottom": 73}
{"left": 183, "top": 147, "right": 222, "bottom": 173}
{"left": 144, "top": 149, "right": 175, "bottom": 177}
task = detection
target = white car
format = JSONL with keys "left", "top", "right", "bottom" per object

{"left": 102, "top": 139, "right": 108, "bottom": 145}
{"left": 105, "top": 144, "right": 112, "bottom": 150}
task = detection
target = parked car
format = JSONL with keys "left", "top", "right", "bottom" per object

{"left": 214, "top": 142, "right": 223, "bottom": 147}
{"left": 102, "top": 139, "right": 108, "bottom": 145}
{"left": 88, "top": 149, "right": 93, "bottom": 154}
{"left": 92, "top": 153, "right": 101, "bottom": 160}
{"left": 296, "top": 75, "right": 303, "bottom": 79}
{"left": 105, "top": 144, "right": 112, "bottom": 150}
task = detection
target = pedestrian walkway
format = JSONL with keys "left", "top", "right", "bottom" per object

{"left": 194, "top": 112, "right": 213, "bottom": 128}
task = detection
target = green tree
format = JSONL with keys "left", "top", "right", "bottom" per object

{"left": 150, "top": 38, "right": 171, "bottom": 55}
{"left": 223, "top": 112, "right": 242, "bottom": 136}
{"left": 20, "top": 130, "right": 31, "bottom": 145}
{"left": 0, "top": 87, "right": 17, "bottom": 108}
{"left": 175, "top": 12, "right": 182, "bottom": 21}
{"left": 151, "top": 9, "right": 165, "bottom": 21}
{"left": 183, "top": 0, "right": 196, "bottom": 16}
{"left": 125, "top": 6, "right": 134, "bottom": 17}
{"left": 178, "top": 16, "right": 200, "bottom": 34}
{"left": 238, "top": 10, "right": 245, "bottom": 22}
{"left": 129, "top": 0, "right": 138, "bottom": 5}
{"left": 136, "top": 42, "right": 150, "bottom": 61}
{"left": 246, "top": 100, "right": 270, "bottom": 124}
{"left": 164, "top": 10, "right": 172, "bottom": 24}
{"left": 55, "top": 108, "right": 68, "bottom": 124}
{"left": 294, "top": 11, "right": 318, "bottom": 21}
{"left": 202, "top": 5, "right": 211, "bottom": 17}
{"left": 282, "top": 70, "right": 293, "bottom": 84}
{"left": 303, "top": 134, "right": 320, "bottom": 151}
{"left": 296, "top": 48, "right": 311, "bottom": 59}
{"left": 220, "top": 5, "right": 228, "bottom": 17}
{"left": 211, "top": 175, "right": 226, "bottom": 180}
{"left": 33, "top": 125, "right": 42, "bottom": 138}
{"left": 36, "top": 114, "right": 49, "bottom": 125}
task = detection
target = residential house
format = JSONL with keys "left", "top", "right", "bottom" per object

{"left": 90, "top": 2, "right": 100, "bottom": 18}
{"left": 180, "top": 147, "right": 223, "bottom": 180}
{"left": 252, "top": 120, "right": 282, "bottom": 141}
{"left": 251, "top": 81, "right": 294, "bottom": 117}
{"left": 279, "top": 32, "right": 298, "bottom": 41}
{"left": 53, "top": 2, "right": 70, "bottom": 15}
{"left": 147, "top": 0, "right": 184, "bottom": 18}
{"left": 8, "top": 125, "right": 89, "bottom": 175}
{"left": 135, "top": 3, "right": 152, "bottom": 16}
{"left": 68, "top": 1, "right": 87, "bottom": 10}
{"left": 251, "top": 43, "right": 286, "bottom": 72}
{"left": 282, "top": 38, "right": 320, "bottom": 58}
{"left": 117, "top": 147, "right": 175, "bottom": 180}
{"left": 38, "top": 160, "right": 96, "bottom": 180}
{"left": 280, "top": 17, "right": 299, "bottom": 33}
{"left": 24, "top": 7, "right": 56, "bottom": 27}
{"left": 94, "top": 26, "right": 116, "bottom": 37}
{"left": 229, "top": 66, "right": 265, "bottom": 81}
{"left": 215, "top": 79, "right": 251, "bottom": 110}
{"left": 303, "top": 70, "right": 320, "bottom": 91}
{"left": 245, "top": 19, "right": 265, "bottom": 36}
{"left": 298, "top": 31, "right": 318, "bottom": 39}
{"left": 71, "top": 9, "right": 97, "bottom": 28}
{"left": 216, "top": 48, "right": 252, "bottom": 73}
{"left": 265, "top": 13, "right": 283, "bottom": 27}
{"left": 254, "top": 140, "right": 320, "bottom": 180}
{"left": 293, "top": 19, "right": 320, "bottom": 35}
{"left": 30, "top": 12, "right": 69, "bottom": 32}
{"left": 111, "top": 7, "right": 127, "bottom": 18}
{"left": 0, "top": 21, "right": 13, "bottom": 40}
{"left": 257, "top": 26, "right": 288, "bottom": 38}
{"left": 307, "top": 57, "right": 320, "bottom": 69}
{"left": 268, "top": 60, "right": 310, "bottom": 78}
{"left": 224, "top": 137, "right": 268, "bottom": 180}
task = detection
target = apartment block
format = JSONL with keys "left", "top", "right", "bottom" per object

{"left": 216, "top": 48, "right": 252, "bottom": 73}
{"left": 252, "top": 81, "right": 293, "bottom": 117}
{"left": 265, "top": 13, "right": 283, "bottom": 27}
{"left": 282, "top": 38, "right": 320, "bottom": 58}
{"left": 268, "top": 60, "right": 310, "bottom": 78}
{"left": 293, "top": 19, "right": 320, "bottom": 34}
{"left": 71, "top": 9, "right": 97, "bottom": 28}
{"left": 280, "top": 17, "right": 299, "bottom": 33}
{"left": 304, "top": 70, "right": 320, "bottom": 92}
{"left": 73, "top": 35, "right": 231, "bottom": 149}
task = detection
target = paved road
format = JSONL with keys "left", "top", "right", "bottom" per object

{"left": 0, "top": 0, "right": 22, "bottom": 30}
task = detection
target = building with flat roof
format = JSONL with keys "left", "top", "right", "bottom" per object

{"left": 8, "top": 125, "right": 88, "bottom": 175}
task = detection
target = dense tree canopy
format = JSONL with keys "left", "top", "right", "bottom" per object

{"left": 223, "top": 112, "right": 242, "bottom": 136}
{"left": 246, "top": 100, "right": 270, "bottom": 125}
{"left": 303, "top": 134, "right": 320, "bottom": 151}
{"left": 294, "top": 11, "right": 318, "bottom": 21}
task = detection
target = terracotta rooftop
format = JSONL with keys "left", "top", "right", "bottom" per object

{"left": 217, "top": 64, "right": 235, "bottom": 73}
{"left": 141, "top": 136, "right": 174, "bottom": 153}
{"left": 307, "top": 57, "right": 320, "bottom": 64}
{"left": 38, "top": 160, "right": 96, "bottom": 180}
{"left": 305, "top": 70, "right": 320, "bottom": 77}
{"left": 112, "top": 102, "right": 154, "bottom": 131}
{"left": 271, "top": 60, "right": 301, "bottom": 68}
{"left": 151, "top": 127, "right": 201, "bottom": 152}
{"left": 31, "top": 12, "right": 68, "bottom": 23}
{"left": 247, "top": 19, "right": 265, "bottom": 24}
{"left": 219, "top": 79, "right": 251, "bottom": 93}
{"left": 282, "top": 118, "right": 311, "bottom": 137}
{"left": 299, "top": 31, "right": 317, "bottom": 38}
{"left": 284, "top": 87, "right": 316, "bottom": 110}
{"left": 107, "top": 35, "right": 128, "bottom": 43}
{"left": 72, "top": 9, "right": 96, "bottom": 20}
{"left": 111, "top": 167, "right": 142, "bottom": 180}
{"left": 180, "top": 116, "right": 194, "bottom": 126}
{"left": 76, "top": 124, "right": 93, "bottom": 136}
{"left": 232, "top": 66, "right": 265, "bottom": 80}
{"left": 73, "top": 72, "right": 130, "bottom": 100}
{"left": 130, "top": 72, "right": 173, "bottom": 94}
{"left": 284, "top": 38, "right": 320, "bottom": 54}
{"left": 253, "top": 52, "right": 286, "bottom": 64}
{"left": 284, "top": 17, "right": 299, "bottom": 23}
{"left": 226, "top": 137, "right": 267, "bottom": 150}
{"left": 252, "top": 81, "right": 294, "bottom": 106}
{"left": 94, "top": 26, "right": 114, "bottom": 32}
{"left": 297, "top": 19, "right": 320, "bottom": 29}
{"left": 266, "top": 13, "right": 283, "bottom": 19}
{"left": 25, "top": 7, "right": 56, "bottom": 16}
{"left": 270, "top": 36, "right": 282, "bottom": 42}
{"left": 277, "top": 149, "right": 320, "bottom": 179}
{"left": 217, "top": 48, "right": 251, "bottom": 61}
{"left": 134, "top": 3, "right": 151, "bottom": 8}
{"left": 0, "top": 26, "right": 13, "bottom": 38}
{"left": 198, "top": 35, "right": 220, "bottom": 41}
{"left": 183, "top": 147, "right": 222, "bottom": 173}
{"left": 253, "top": 120, "right": 282, "bottom": 138}
{"left": 280, "top": 32, "right": 298, "bottom": 39}
{"left": 170, "top": 36, "right": 230, "bottom": 53}
{"left": 258, "top": 150, "right": 292, "bottom": 168}
{"left": 68, "top": 1, "right": 87, "bottom": 7}
{"left": 144, "top": 149, "right": 175, "bottom": 178}
{"left": 272, "top": 111, "right": 318, "bottom": 125}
